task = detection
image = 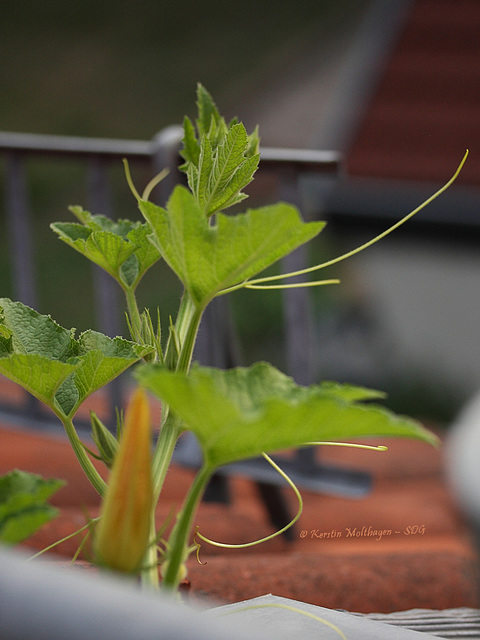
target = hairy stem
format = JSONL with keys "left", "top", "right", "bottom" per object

{"left": 174, "top": 293, "right": 204, "bottom": 373}
{"left": 151, "top": 413, "right": 183, "bottom": 499}
{"left": 161, "top": 464, "right": 212, "bottom": 591}
{"left": 140, "top": 505, "right": 160, "bottom": 590}
{"left": 150, "top": 293, "right": 204, "bottom": 499}
{"left": 125, "top": 286, "right": 142, "bottom": 342}
{"left": 61, "top": 417, "right": 107, "bottom": 497}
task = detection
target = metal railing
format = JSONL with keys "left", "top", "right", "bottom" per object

{"left": 0, "top": 127, "right": 341, "bottom": 428}
{"left": 1, "top": 129, "right": 378, "bottom": 534}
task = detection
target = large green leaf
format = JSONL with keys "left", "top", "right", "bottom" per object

{"left": 0, "top": 354, "right": 77, "bottom": 409}
{"left": 51, "top": 208, "right": 161, "bottom": 290}
{"left": 0, "top": 470, "right": 65, "bottom": 545}
{"left": 140, "top": 186, "right": 325, "bottom": 309}
{"left": 136, "top": 362, "right": 438, "bottom": 469}
{"left": 55, "top": 332, "right": 152, "bottom": 417}
{"left": 0, "top": 299, "right": 152, "bottom": 418}
{"left": 0, "top": 298, "right": 78, "bottom": 358}
{"left": 0, "top": 299, "right": 80, "bottom": 406}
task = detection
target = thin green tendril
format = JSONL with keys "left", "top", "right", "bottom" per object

{"left": 123, "top": 159, "right": 170, "bottom": 202}
{"left": 142, "top": 168, "right": 170, "bottom": 201}
{"left": 304, "top": 441, "right": 388, "bottom": 451}
{"left": 219, "top": 603, "right": 347, "bottom": 640}
{"left": 28, "top": 517, "right": 100, "bottom": 560}
{"left": 194, "top": 452, "right": 303, "bottom": 554}
{"left": 247, "top": 149, "right": 469, "bottom": 288}
{"left": 245, "top": 278, "right": 341, "bottom": 290}
{"left": 123, "top": 158, "right": 142, "bottom": 202}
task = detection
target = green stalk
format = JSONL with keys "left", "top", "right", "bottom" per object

{"left": 149, "top": 293, "right": 206, "bottom": 588}
{"left": 61, "top": 416, "right": 107, "bottom": 497}
{"left": 174, "top": 293, "right": 204, "bottom": 373}
{"left": 125, "top": 286, "right": 143, "bottom": 341}
{"left": 150, "top": 293, "right": 204, "bottom": 499}
{"left": 151, "top": 413, "right": 183, "bottom": 499}
{"left": 161, "top": 464, "right": 212, "bottom": 591}
{"left": 150, "top": 294, "right": 204, "bottom": 510}
{"left": 141, "top": 504, "right": 160, "bottom": 589}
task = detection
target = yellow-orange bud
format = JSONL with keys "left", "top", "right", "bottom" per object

{"left": 94, "top": 387, "right": 153, "bottom": 573}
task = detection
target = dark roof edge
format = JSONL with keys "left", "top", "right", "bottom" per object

{"left": 313, "top": 0, "right": 415, "bottom": 153}
{"left": 303, "top": 174, "right": 480, "bottom": 241}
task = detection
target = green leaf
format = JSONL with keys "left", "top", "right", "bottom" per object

{"left": 51, "top": 209, "right": 161, "bottom": 290}
{"left": 195, "top": 135, "right": 214, "bottom": 209}
{"left": 123, "top": 224, "right": 162, "bottom": 287}
{"left": 200, "top": 123, "right": 260, "bottom": 215}
{"left": 51, "top": 222, "right": 136, "bottom": 280}
{"left": 70, "top": 207, "right": 137, "bottom": 238}
{"left": 0, "top": 470, "right": 65, "bottom": 545}
{"left": 196, "top": 83, "right": 223, "bottom": 138}
{"left": 180, "top": 116, "right": 200, "bottom": 168}
{"left": 0, "top": 300, "right": 79, "bottom": 405}
{"left": 0, "top": 299, "right": 78, "bottom": 358}
{"left": 0, "top": 299, "right": 152, "bottom": 418}
{"left": 0, "top": 354, "right": 78, "bottom": 409}
{"left": 188, "top": 123, "right": 260, "bottom": 216}
{"left": 136, "top": 362, "right": 438, "bottom": 469}
{"left": 55, "top": 332, "right": 153, "bottom": 417}
{"left": 315, "top": 381, "right": 387, "bottom": 403}
{"left": 246, "top": 125, "right": 260, "bottom": 158}
{"left": 181, "top": 86, "right": 259, "bottom": 215}
{"left": 140, "top": 186, "right": 325, "bottom": 309}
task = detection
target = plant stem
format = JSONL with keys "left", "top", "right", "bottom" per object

{"left": 144, "top": 293, "right": 204, "bottom": 589}
{"left": 125, "top": 286, "right": 142, "bottom": 341}
{"left": 150, "top": 292, "right": 203, "bottom": 497}
{"left": 151, "top": 413, "right": 183, "bottom": 499}
{"left": 161, "top": 464, "right": 212, "bottom": 591}
{"left": 61, "top": 417, "right": 107, "bottom": 497}
{"left": 141, "top": 504, "right": 160, "bottom": 590}
{"left": 174, "top": 293, "right": 204, "bottom": 373}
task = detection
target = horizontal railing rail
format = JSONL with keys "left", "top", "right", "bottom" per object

{"left": 0, "top": 127, "right": 342, "bottom": 430}
{"left": 0, "top": 129, "right": 341, "bottom": 169}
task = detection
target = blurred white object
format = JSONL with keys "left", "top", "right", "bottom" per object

{"left": 447, "top": 393, "right": 480, "bottom": 527}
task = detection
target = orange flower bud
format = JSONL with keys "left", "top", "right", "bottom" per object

{"left": 94, "top": 387, "right": 153, "bottom": 573}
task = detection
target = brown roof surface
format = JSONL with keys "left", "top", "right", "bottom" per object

{"left": 3, "top": 415, "right": 478, "bottom": 612}
{"left": 347, "top": 0, "right": 480, "bottom": 185}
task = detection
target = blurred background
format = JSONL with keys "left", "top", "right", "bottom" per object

{"left": 1, "top": 0, "right": 480, "bottom": 425}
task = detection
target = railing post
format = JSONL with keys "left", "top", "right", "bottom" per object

{"left": 278, "top": 166, "right": 317, "bottom": 387}
{"left": 4, "top": 152, "right": 38, "bottom": 309}
{"left": 150, "top": 125, "right": 184, "bottom": 206}
{"left": 277, "top": 166, "right": 319, "bottom": 473}
{"left": 86, "top": 157, "right": 122, "bottom": 339}
{"left": 4, "top": 152, "right": 42, "bottom": 419}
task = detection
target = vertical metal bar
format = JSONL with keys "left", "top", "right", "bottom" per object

{"left": 4, "top": 152, "right": 42, "bottom": 418}
{"left": 4, "top": 152, "right": 38, "bottom": 308}
{"left": 150, "top": 125, "right": 184, "bottom": 206}
{"left": 278, "top": 167, "right": 317, "bottom": 471}
{"left": 86, "top": 157, "right": 122, "bottom": 338}
{"left": 278, "top": 167, "right": 317, "bottom": 386}
{"left": 87, "top": 157, "right": 123, "bottom": 426}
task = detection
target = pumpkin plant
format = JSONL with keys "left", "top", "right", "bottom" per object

{"left": 0, "top": 85, "right": 467, "bottom": 592}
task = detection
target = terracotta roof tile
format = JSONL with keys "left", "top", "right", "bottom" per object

{"left": 347, "top": 0, "right": 480, "bottom": 185}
